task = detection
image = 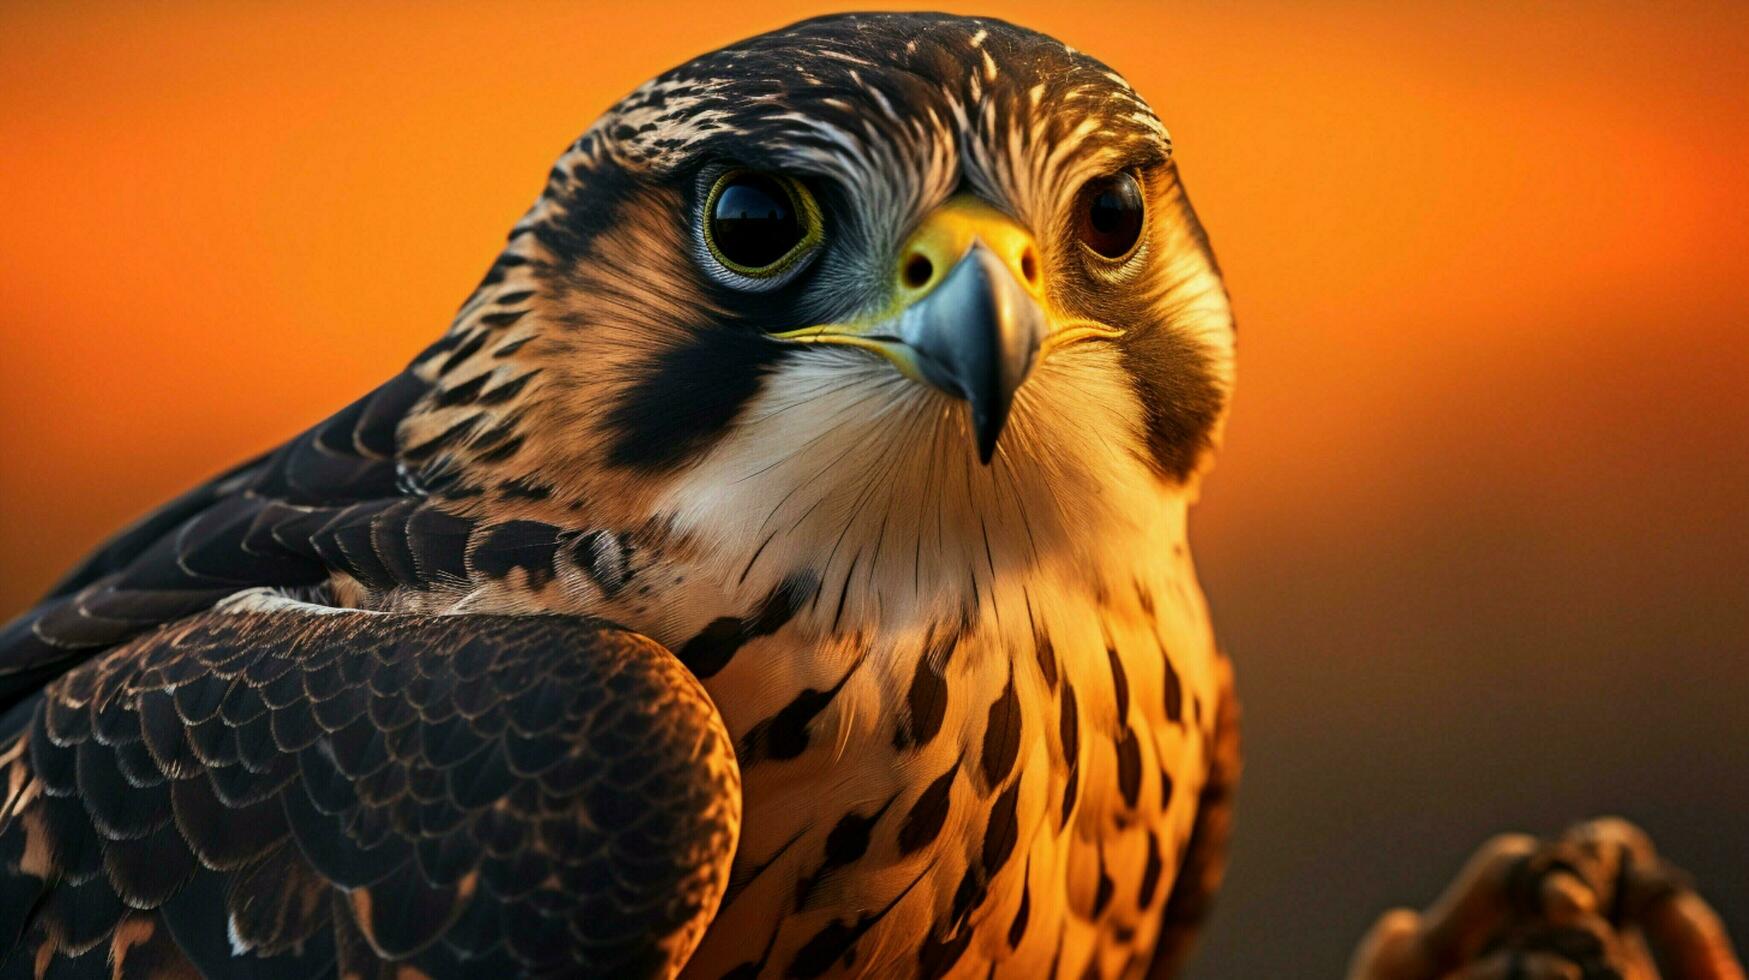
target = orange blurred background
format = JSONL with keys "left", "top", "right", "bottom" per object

{"left": 2, "top": 2, "right": 1745, "bottom": 973}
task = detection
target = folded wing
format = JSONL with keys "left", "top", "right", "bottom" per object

{"left": 0, "top": 603, "right": 740, "bottom": 979}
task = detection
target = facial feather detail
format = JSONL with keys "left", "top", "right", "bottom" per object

{"left": 397, "top": 12, "right": 1235, "bottom": 635}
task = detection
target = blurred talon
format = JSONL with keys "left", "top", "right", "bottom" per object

{"left": 1348, "top": 908, "right": 1432, "bottom": 980}
{"left": 1455, "top": 949, "right": 1586, "bottom": 980}
{"left": 1636, "top": 881, "right": 1747, "bottom": 980}
{"left": 1419, "top": 834, "right": 1543, "bottom": 966}
{"left": 1514, "top": 916, "right": 1638, "bottom": 979}
{"left": 1541, "top": 871, "right": 1600, "bottom": 923}
{"left": 1351, "top": 819, "right": 1743, "bottom": 980}
{"left": 1509, "top": 849, "right": 1601, "bottom": 921}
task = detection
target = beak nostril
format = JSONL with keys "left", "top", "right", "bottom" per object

{"left": 903, "top": 253, "right": 934, "bottom": 290}
{"left": 1019, "top": 248, "right": 1039, "bottom": 287}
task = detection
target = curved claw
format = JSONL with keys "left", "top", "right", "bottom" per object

{"left": 1348, "top": 818, "right": 1744, "bottom": 980}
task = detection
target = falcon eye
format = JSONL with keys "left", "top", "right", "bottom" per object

{"left": 1074, "top": 171, "right": 1146, "bottom": 261}
{"left": 702, "top": 170, "right": 821, "bottom": 279}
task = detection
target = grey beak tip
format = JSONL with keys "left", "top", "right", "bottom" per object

{"left": 975, "top": 410, "right": 1002, "bottom": 465}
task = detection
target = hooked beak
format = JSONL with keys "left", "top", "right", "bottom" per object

{"left": 898, "top": 243, "right": 1045, "bottom": 463}
{"left": 771, "top": 195, "right": 1119, "bottom": 464}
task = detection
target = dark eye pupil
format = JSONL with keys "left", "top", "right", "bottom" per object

{"left": 1079, "top": 173, "right": 1144, "bottom": 259}
{"left": 711, "top": 174, "right": 801, "bottom": 269}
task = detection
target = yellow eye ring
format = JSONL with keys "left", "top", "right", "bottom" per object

{"left": 702, "top": 170, "right": 823, "bottom": 279}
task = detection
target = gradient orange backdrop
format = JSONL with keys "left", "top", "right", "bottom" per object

{"left": 2, "top": 3, "right": 1745, "bottom": 974}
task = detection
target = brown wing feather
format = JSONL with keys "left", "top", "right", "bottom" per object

{"left": 0, "top": 607, "right": 739, "bottom": 979}
{"left": 0, "top": 369, "right": 434, "bottom": 715}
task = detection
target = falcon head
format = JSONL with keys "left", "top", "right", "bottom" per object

{"left": 413, "top": 13, "right": 1234, "bottom": 626}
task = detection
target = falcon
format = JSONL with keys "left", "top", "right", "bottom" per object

{"left": 0, "top": 12, "right": 1738, "bottom": 980}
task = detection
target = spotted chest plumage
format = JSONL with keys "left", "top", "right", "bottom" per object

{"left": 680, "top": 565, "right": 1225, "bottom": 980}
